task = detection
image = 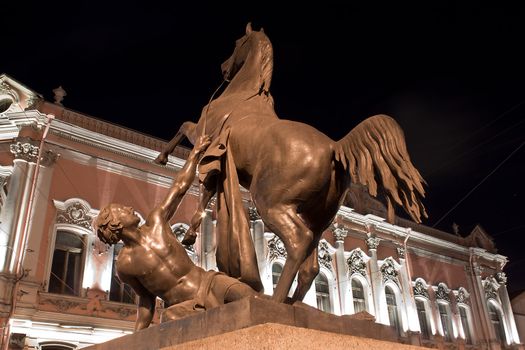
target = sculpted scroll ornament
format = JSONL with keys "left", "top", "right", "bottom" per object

{"left": 267, "top": 235, "right": 287, "bottom": 260}
{"left": 333, "top": 226, "right": 348, "bottom": 242}
{"left": 413, "top": 280, "right": 430, "bottom": 299}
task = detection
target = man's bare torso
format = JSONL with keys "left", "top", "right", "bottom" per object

{"left": 116, "top": 210, "right": 203, "bottom": 305}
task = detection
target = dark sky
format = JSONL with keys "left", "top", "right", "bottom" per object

{"left": 4, "top": 2, "right": 524, "bottom": 293}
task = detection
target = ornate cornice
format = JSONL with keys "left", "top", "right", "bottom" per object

{"left": 267, "top": 235, "right": 287, "bottom": 260}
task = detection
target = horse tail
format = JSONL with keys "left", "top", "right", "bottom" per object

{"left": 334, "top": 114, "right": 427, "bottom": 223}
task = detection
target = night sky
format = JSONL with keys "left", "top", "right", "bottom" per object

{"left": 3, "top": 2, "right": 524, "bottom": 293}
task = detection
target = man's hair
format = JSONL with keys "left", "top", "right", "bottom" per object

{"left": 94, "top": 205, "right": 122, "bottom": 244}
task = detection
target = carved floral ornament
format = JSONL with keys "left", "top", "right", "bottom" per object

{"left": 318, "top": 240, "right": 334, "bottom": 271}
{"left": 456, "top": 287, "right": 470, "bottom": 304}
{"left": 413, "top": 279, "right": 430, "bottom": 299}
{"left": 10, "top": 140, "right": 39, "bottom": 162}
{"left": 53, "top": 198, "right": 98, "bottom": 230}
{"left": 347, "top": 249, "right": 368, "bottom": 277}
{"left": 380, "top": 257, "right": 399, "bottom": 284}
{"left": 267, "top": 234, "right": 287, "bottom": 260}
{"left": 332, "top": 225, "right": 348, "bottom": 242}
{"left": 366, "top": 236, "right": 380, "bottom": 250}
{"left": 435, "top": 283, "right": 451, "bottom": 303}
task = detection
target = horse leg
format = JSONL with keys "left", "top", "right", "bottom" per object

{"left": 181, "top": 175, "right": 217, "bottom": 246}
{"left": 291, "top": 242, "right": 320, "bottom": 303}
{"left": 154, "top": 121, "right": 198, "bottom": 165}
{"left": 261, "top": 205, "right": 314, "bottom": 303}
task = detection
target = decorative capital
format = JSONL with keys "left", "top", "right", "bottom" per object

{"left": 456, "top": 287, "right": 470, "bottom": 304}
{"left": 473, "top": 265, "right": 484, "bottom": 276}
{"left": 333, "top": 226, "right": 348, "bottom": 242}
{"left": 397, "top": 247, "right": 405, "bottom": 259}
{"left": 483, "top": 278, "right": 499, "bottom": 300}
{"left": 249, "top": 206, "right": 261, "bottom": 221}
{"left": 268, "top": 235, "right": 287, "bottom": 260}
{"left": 366, "top": 236, "right": 380, "bottom": 250}
{"left": 495, "top": 272, "right": 507, "bottom": 285}
{"left": 10, "top": 140, "right": 39, "bottom": 162}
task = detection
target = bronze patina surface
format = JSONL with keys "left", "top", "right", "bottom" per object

{"left": 156, "top": 23, "right": 427, "bottom": 305}
{"left": 95, "top": 136, "right": 257, "bottom": 330}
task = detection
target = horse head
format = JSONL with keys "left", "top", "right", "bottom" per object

{"left": 221, "top": 22, "right": 273, "bottom": 95}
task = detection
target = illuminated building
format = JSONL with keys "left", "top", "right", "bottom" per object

{"left": 0, "top": 74, "right": 522, "bottom": 349}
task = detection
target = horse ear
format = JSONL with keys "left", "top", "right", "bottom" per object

{"left": 246, "top": 22, "right": 253, "bottom": 35}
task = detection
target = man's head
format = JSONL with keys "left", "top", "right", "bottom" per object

{"left": 94, "top": 203, "right": 139, "bottom": 245}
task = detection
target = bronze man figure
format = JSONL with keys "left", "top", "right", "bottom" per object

{"left": 94, "top": 135, "right": 257, "bottom": 331}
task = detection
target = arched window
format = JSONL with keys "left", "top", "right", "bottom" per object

{"left": 385, "top": 285, "right": 402, "bottom": 336}
{"left": 315, "top": 272, "right": 331, "bottom": 312}
{"left": 272, "top": 263, "right": 283, "bottom": 292}
{"left": 351, "top": 278, "right": 366, "bottom": 313}
{"left": 438, "top": 302, "right": 453, "bottom": 342}
{"left": 415, "top": 298, "right": 431, "bottom": 340}
{"left": 458, "top": 306, "right": 472, "bottom": 345}
{"left": 109, "top": 243, "right": 136, "bottom": 304}
{"left": 48, "top": 230, "right": 85, "bottom": 295}
{"left": 488, "top": 302, "right": 507, "bottom": 344}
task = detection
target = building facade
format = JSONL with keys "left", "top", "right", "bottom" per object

{"left": 0, "top": 74, "right": 522, "bottom": 349}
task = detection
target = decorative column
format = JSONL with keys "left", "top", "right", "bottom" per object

{"left": 495, "top": 272, "right": 521, "bottom": 345}
{"left": 0, "top": 137, "right": 39, "bottom": 273}
{"left": 397, "top": 246, "right": 420, "bottom": 334}
{"left": 366, "top": 233, "right": 383, "bottom": 323}
{"left": 332, "top": 225, "right": 348, "bottom": 315}
{"left": 468, "top": 260, "right": 494, "bottom": 348}
{"left": 201, "top": 203, "right": 215, "bottom": 271}
{"left": 249, "top": 206, "right": 265, "bottom": 276}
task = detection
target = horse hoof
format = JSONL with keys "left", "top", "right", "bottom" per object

{"left": 154, "top": 155, "right": 168, "bottom": 165}
{"left": 181, "top": 233, "right": 197, "bottom": 246}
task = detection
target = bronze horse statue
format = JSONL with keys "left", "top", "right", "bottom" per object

{"left": 155, "top": 23, "right": 427, "bottom": 304}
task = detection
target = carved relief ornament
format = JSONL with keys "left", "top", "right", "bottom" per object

{"left": 435, "top": 283, "right": 451, "bottom": 303}
{"left": 413, "top": 280, "right": 430, "bottom": 299}
{"left": 268, "top": 234, "right": 287, "bottom": 260}
{"left": 380, "top": 258, "right": 399, "bottom": 284}
{"left": 53, "top": 198, "right": 98, "bottom": 230}
{"left": 318, "top": 240, "right": 333, "bottom": 271}
{"left": 347, "top": 249, "right": 367, "bottom": 277}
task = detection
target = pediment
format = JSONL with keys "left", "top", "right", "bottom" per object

{"left": 465, "top": 224, "right": 497, "bottom": 253}
{"left": 0, "top": 74, "right": 42, "bottom": 115}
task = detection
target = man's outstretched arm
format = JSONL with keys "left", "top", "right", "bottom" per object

{"left": 159, "top": 135, "right": 211, "bottom": 221}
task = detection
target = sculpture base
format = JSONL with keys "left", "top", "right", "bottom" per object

{"left": 84, "top": 297, "right": 426, "bottom": 350}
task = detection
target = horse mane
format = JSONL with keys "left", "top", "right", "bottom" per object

{"left": 257, "top": 34, "right": 274, "bottom": 106}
